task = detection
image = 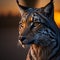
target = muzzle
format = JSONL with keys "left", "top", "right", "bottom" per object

{"left": 18, "top": 36, "right": 26, "bottom": 48}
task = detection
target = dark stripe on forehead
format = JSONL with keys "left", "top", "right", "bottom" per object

{"left": 26, "top": 8, "right": 39, "bottom": 21}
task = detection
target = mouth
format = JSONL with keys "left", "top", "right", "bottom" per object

{"left": 18, "top": 35, "right": 35, "bottom": 48}
{"left": 18, "top": 40, "right": 25, "bottom": 48}
{"left": 18, "top": 36, "right": 27, "bottom": 48}
{"left": 18, "top": 38, "right": 35, "bottom": 48}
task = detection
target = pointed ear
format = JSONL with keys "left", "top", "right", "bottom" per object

{"left": 16, "top": 0, "right": 30, "bottom": 16}
{"left": 44, "top": 0, "right": 54, "bottom": 16}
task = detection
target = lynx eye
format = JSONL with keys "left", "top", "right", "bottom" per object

{"left": 19, "top": 21, "right": 26, "bottom": 29}
{"left": 33, "top": 22, "right": 40, "bottom": 27}
{"left": 34, "top": 23, "right": 39, "bottom": 26}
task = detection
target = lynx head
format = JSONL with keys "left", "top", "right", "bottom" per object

{"left": 16, "top": 0, "right": 57, "bottom": 48}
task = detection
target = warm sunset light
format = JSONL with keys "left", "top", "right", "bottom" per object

{"left": 0, "top": 0, "right": 60, "bottom": 28}
{"left": 0, "top": 1, "right": 60, "bottom": 60}
{"left": 54, "top": 12, "right": 60, "bottom": 28}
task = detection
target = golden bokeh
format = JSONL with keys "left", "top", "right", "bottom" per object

{"left": 54, "top": 11, "right": 60, "bottom": 28}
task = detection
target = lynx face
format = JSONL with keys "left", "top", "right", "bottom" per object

{"left": 18, "top": 11, "right": 57, "bottom": 48}
{"left": 16, "top": 0, "right": 60, "bottom": 60}
{"left": 17, "top": 0, "right": 58, "bottom": 48}
{"left": 19, "top": 11, "right": 44, "bottom": 45}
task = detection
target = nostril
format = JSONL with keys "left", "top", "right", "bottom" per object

{"left": 21, "top": 36, "right": 26, "bottom": 41}
{"left": 19, "top": 36, "right": 26, "bottom": 41}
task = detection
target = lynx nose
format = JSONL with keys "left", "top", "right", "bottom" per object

{"left": 18, "top": 36, "right": 26, "bottom": 48}
{"left": 19, "top": 36, "right": 26, "bottom": 41}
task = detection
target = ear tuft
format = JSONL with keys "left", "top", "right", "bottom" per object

{"left": 16, "top": 0, "right": 32, "bottom": 16}
{"left": 44, "top": 0, "right": 54, "bottom": 15}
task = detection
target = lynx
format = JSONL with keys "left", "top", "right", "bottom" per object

{"left": 16, "top": 0, "right": 60, "bottom": 60}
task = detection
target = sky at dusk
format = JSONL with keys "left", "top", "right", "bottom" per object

{"left": 0, "top": 0, "right": 60, "bottom": 27}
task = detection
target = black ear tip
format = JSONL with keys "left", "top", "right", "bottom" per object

{"left": 43, "top": 0, "right": 54, "bottom": 16}
{"left": 50, "top": 0, "right": 53, "bottom": 2}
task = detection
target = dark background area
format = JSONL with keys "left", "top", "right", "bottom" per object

{"left": 0, "top": 14, "right": 28, "bottom": 60}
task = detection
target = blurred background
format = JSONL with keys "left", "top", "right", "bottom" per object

{"left": 0, "top": 0, "right": 60, "bottom": 60}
